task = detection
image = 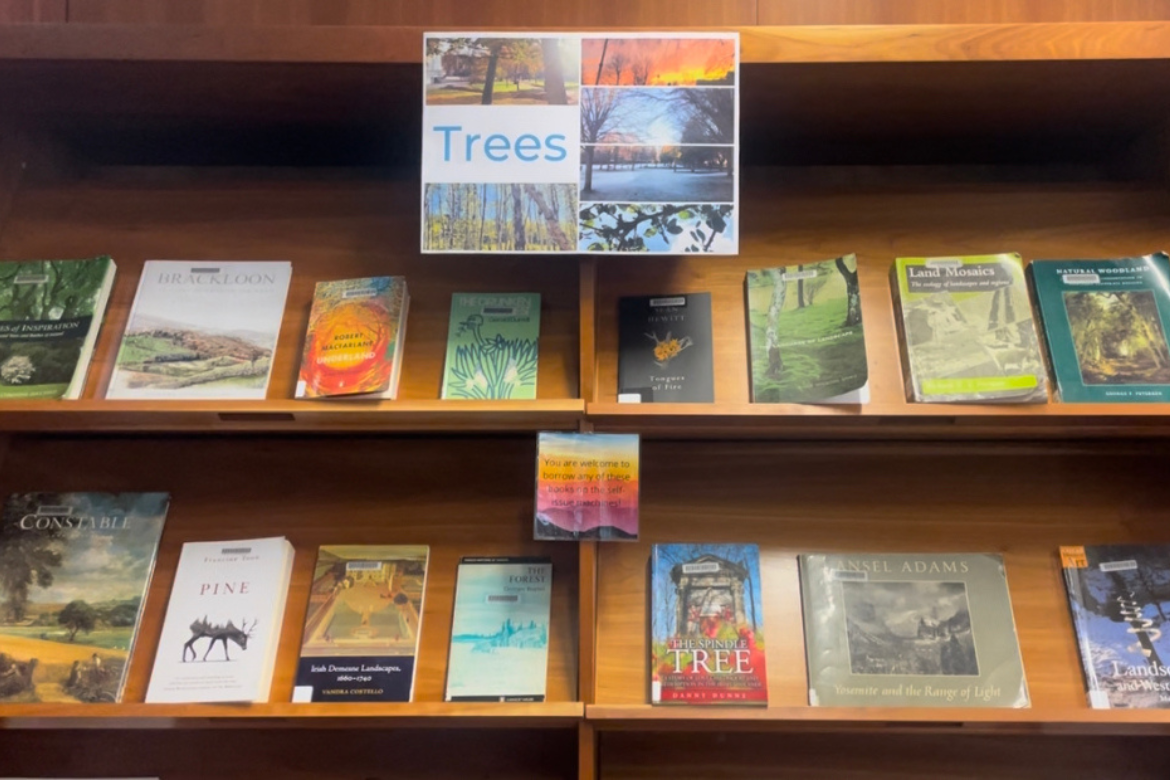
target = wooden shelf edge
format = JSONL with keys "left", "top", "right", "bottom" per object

{"left": 586, "top": 705, "right": 1170, "bottom": 735}
{"left": 0, "top": 701, "right": 585, "bottom": 729}
{"left": 0, "top": 22, "right": 1168, "bottom": 65}
{"left": 0, "top": 399, "right": 585, "bottom": 433}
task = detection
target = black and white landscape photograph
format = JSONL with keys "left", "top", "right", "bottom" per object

{"left": 842, "top": 580, "right": 980, "bottom": 676}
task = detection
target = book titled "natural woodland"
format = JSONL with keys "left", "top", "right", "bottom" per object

{"left": 108, "top": 261, "right": 292, "bottom": 400}
{"left": 892, "top": 253, "right": 1047, "bottom": 403}
{"left": 745, "top": 255, "right": 868, "bottom": 403}
{"left": 651, "top": 543, "right": 767, "bottom": 705}
{"left": 1061, "top": 544, "right": 1170, "bottom": 709}
{"left": 293, "top": 545, "right": 429, "bottom": 703}
{"left": 1031, "top": 253, "right": 1170, "bottom": 402}
{"left": 534, "top": 432, "right": 639, "bottom": 541}
{"left": 0, "top": 257, "right": 116, "bottom": 400}
{"left": 442, "top": 293, "right": 540, "bottom": 400}
{"left": 800, "top": 553, "right": 1029, "bottom": 708}
{"left": 297, "top": 277, "right": 409, "bottom": 400}
{"left": 446, "top": 557, "right": 552, "bottom": 702}
{"left": 422, "top": 32, "right": 739, "bottom": 254}
{"left": 0, "top": 492, "right": 168, "bottom": 704}
{"left": 146, "top": 537, "right": 294, "bottom": 704}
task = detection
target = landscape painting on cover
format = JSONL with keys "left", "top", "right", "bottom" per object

{"left": 425, "top": 37, "right": 580, "bottom": 105}
{"left": 1064, "top": 290, "right": 1170, "bottom": 386}
{"left": 843, "top": 581, "right": 979, "bottom": 676}
{"left": 0, "top": 492, "right": 168, "bottom": 703}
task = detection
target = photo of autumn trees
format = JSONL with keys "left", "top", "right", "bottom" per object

{"left": 582, "top": 38, "right": 735, "bottom": 86}
{"left": 425, "top": 37, "right": 580, "bottom": 105}
{"left": 424, "top": 183, "right": 577, "bottom": 252}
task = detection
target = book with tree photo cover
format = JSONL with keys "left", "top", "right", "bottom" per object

{"left": 892, "top": 253, "right": 1047, "bottom": 403}
{"left": 1030, "top": 253, "right": 1170, "bottom": 402}
{"left": 800, "top": 553, "right": 1029, "bottom": 707}
{"left": 1061, "top": 544, "right": 1170, "bottom": 708}
{"left": 745, "top": 255, "right": 868, "bottom": 403}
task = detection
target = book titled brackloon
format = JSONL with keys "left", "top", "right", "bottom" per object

{"left": 800, "top": 553, "right": 1029, "bottom": 708}
{"left": 442, "top": 293, "right": 540, "bottom": 400}
{"left": 892, "top": 254, "right": 1047, "bottom": 403}
{"left": 1030, "top": 253, "right": 1170, "bottom": 402}
{"left": 534, "top": 432, "right": 639, "bottom": 541}
{"left": 146, "top": 537, "right": 294, "bottom": 704}
{"left": 618, "top": 293, "right": 714, "bottom": 403}
{"left": 0, "top": 492, "right": 168, "bottom": 704}
{"left": 651, "top": 544, "right": 767, "bottom": 705}
{"left": 745, "top": 255, "right": 868, "bottom": 403}
{"left": 0, "top": 257, "right": 116, "bottom": 399}
{"left": 108, "top": 261, "right": 292, "bottom": 400}
{"left": 1061, "top": 544, "right": 1170, "bottom": 709}
{"left": 293, "top": 545, "right": 429, "bottom": 703}
{"left": 446, "top": 556, "right": 552, "bottom": 702}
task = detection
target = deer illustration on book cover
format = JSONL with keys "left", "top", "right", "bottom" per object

{"left": 650, "top": 543, "right": 767, "bottom": 705}
{"left": 181, "top": 615, "right": 256, "bottom": 662}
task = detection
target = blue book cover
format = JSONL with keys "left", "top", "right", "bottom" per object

{"left": 1062, "top": 544, "right": 1170, "bottom": 709}
{"left": 445, "top": 557, "right": 551, "bottom": 702}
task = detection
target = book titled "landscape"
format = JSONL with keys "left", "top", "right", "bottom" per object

{"left": 442, "top": 293, "right": 540, "bottom": 400}
{"left": 651, "top": 543, "right": 767, "bottom": 705}
{"left": 297, "top": 277, "right": 409, "bottom": 400}
{"left": 534, "top": 432, "right": 639, "bottom": 541}
{"left": 422, "top": 32, "right": 739, "bottom": 254}
{"left": 293, "top": 545, "right": 429, "bottom": 703}
{"left": 108, "top": 261, "right": 292, "bottom": 400}
{"left": 0, "top": 492, "right": 168, "bottom": 704}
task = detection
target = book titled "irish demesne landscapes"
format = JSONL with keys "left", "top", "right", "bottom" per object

{"left": 0, "top": 492, "right": 169, "bottom": 704}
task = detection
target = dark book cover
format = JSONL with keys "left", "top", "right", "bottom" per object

{"left": 1031, "top": 254, "right": 1170, "bottom": 402}
{"left": 650, "top": 543, "right": 767, "bottom": 705}
{"left": 618, "top": 293, "right": 714, "bottom": 403}
{"left": 1061, "top": 544, "right": 1170, "bottom": 709}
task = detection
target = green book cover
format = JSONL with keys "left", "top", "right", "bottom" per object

{"left": 892, "top": 253, "right": 1047, "bottom": 403}
{"left": 800, "top": 553, "right": 1029, "bottom": 708}
{"left": 745, "top": 255, "right": 868, "bottom": 403}
{"left": 1030, "top": 253, "right": 1170, "bottom": 403}
{"left": 441, "top": 293, "right": 540, "bottom": 400}
{"left": 0, "top": 257, "right": 115, "bottom": 400}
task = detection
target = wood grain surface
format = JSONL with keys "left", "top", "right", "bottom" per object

{"left": 0, "top": 0, "right": 63, "bottom": 23}
{"left": 758, "top": 0, "right": 1170, "bottom": 25}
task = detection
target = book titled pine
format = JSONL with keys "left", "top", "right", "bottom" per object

{"left": 0, "top": 257, "right": 116, "bottom": 399}
{"left": 107, "top": 261, "right": 292, "bottom": 400}
{"left": 618, "top": 293, "right": 714, "bottom": 403}
{"left": 892, "top": 254, "right": 1047, "bottom": 403}
{"left": 446, "top": 557, "right": 551, "bottom": 702}
{"left": 292, "top": 545, "right": 429, "bottom": 703}
{"left": 442, "top": 293, "right": 540, "bottom": 400}
{"left": 0, "top": 493, "right": 168, "bottom": 704}
{"left": 1030, "top": 254, "right": 1170, "bottom": 402}
{"left": 296, "top": 277, "right": 409, "bottom": 399}
{"left": 146, "top": 537, "right": 294, "bottom": 703}
{"left": 1061, "top": 544, "right": 1170, "bottom": 709}
{"left": 534, "top": 432, "right": 639, "bottom": 541}
{"left": 745, "top": 256, "right": 868, "bottom": 403}
{"left": 800, "top": 553, "right": 1029, "bottom": 708}
{"left": 650, "top": 544, "right": 767, "bottom": 705}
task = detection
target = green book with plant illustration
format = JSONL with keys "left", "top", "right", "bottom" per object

{"left": 441, "top": 293, "right": 540, "bottom": 400}
{"left": 892, "top": 253, "right": 1047, "bottom": 403}
{"left": 1030, "top": 253, "right": 1170, "bottom": 402}
{"left": 745, "top": 255, "right": 868, "bottom": 403}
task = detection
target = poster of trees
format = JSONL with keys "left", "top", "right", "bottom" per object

{"left": 426, "top": 37, "right": 580, "bottom": 106}
{"left": 1064, "top": 290, "right": 1170, "bottom": 385}
{"left": 424, "top": 183, "right": 576, "bottom": 252}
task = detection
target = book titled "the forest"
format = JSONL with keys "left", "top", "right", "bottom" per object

{"left": 650, "top": 543, "right": 767, "bottom": 705}
{"left": 442, "top": 293, "right": 540, "bottom": 400}
{"left": 1030, "top": 254, "right": 1170, "bottom": 402}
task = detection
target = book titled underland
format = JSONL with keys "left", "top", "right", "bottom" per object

{"left": 0, "top": 257, "right": 116, "bottom": 400}
{"left": 892, "top": 254, "right": 1047, "bottom": 403}
{"left": 442, "top": 293, "right": 540, "bottom": 400}
{"left": 1030, "top": 253, "right": 1170, "bottom": 402}
{"left": 651, "top": 543, "right": 767, "bottom": 705}
{"left": 618, "top": 293, "right": 714, "bottom": 403}
{"left": 108, "top": 261, "right": 292, "bottom": 400}
{"left": 0, "top": 493, "right": 168, "bottom": 704}
{"left": 745, "top": 255, "right": 868, "bottom": 403}
{"left": 293, "top": 545, "right": 429, "bottom": 703}
{"left": 1061, "top": 544, "right": 1170, "bottom": 709}
{"left": 800, "top": 553, "right": 1029, "bottom": 707}
{"left": 446, "top": 557, "right": 551, "bottom": 702}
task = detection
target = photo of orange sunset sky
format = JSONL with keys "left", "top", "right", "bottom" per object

{"left": 582, "top": 38, "right": 736, "bottom": 87}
